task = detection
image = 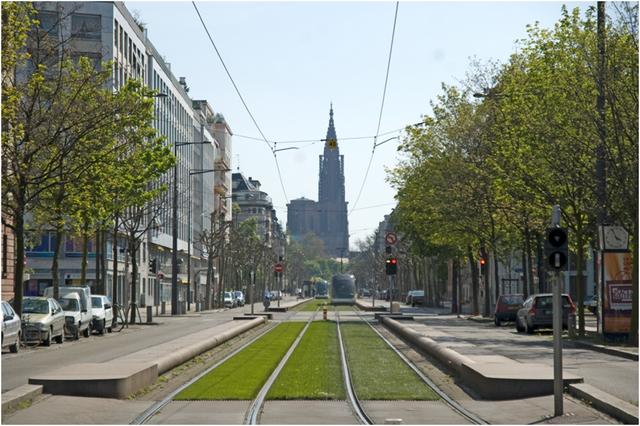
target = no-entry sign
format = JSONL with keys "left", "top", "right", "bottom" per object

{"left": 385, "top": 232, "right": 397, "bottom": 245}
{"left": 274, "top": 263, "right": 284, "bottom": 273}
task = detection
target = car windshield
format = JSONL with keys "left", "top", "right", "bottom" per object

{"left": 91, "top": 297, "right": 102, "bottom": 308}
{"left": 501, "top": 295, "right": 524, "bottom": 305}
{"left": 22, "top": 298, "right": 50, "bottom": 314}
{"left": 224, "top": 292, "right": 232, "bottom": 299}
{"left": 234, "top": 291, "right": 242, "bottom": 298}
{"left": 537, "top": 296, "right": 573, "bottom": 308}
{"left": 414, "top": 291, "right": 425, "bottom": 296}
{"left": 58, "top": 298, "right": 80, "bottom": 311}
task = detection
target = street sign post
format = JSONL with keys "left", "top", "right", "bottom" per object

{"left": 385, "top": 232, "right": 397, "bottom": 245}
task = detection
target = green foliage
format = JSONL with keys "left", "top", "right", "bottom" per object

{"left": 267, "top": 322, "right": 345, "bottom": 400}
{"left": 341, "top": 323, "right": 439, "bottom": 400}
{"left": 175, "top": 322, "right": 305, "bottom": 400}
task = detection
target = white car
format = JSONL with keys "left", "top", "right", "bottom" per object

{"left": 58, "top": 293, "right": 91, "bottom": 339}
{"left": 1, "top": 301, "right": 21, "bottom": 353}
{"left": 234, "top": 291, "right": 245, "bottom": 307}
{"left": 91, "top": 295, "right": 113, "bottom": 334}
{"left": 224, "top": 292, "right": 236, "bottom": 308}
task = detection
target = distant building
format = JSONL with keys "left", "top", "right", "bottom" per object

{"left": 287, "top": 106, "right": 349, "bottom": 257}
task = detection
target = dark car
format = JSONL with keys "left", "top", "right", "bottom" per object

{"left": 494, "top": 294, "right": 524, "bottom": 326}
{"left": 515, "top": 293, "right": 576, "bottom": 334}
{"left": 406, "top": 290, "right": 425, "bottom": 307}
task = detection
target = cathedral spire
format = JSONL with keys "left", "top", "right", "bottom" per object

{"left": 326, "top": 103, "right": 337, "bottom": 142}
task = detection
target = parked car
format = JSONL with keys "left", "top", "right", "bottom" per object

{"left": 43, "top": 286, "right": 92, "bottom": 337}
{"left": 359, "top": 288, "right": 371, "bottom": 298}
{"left": 583, "top": 295, "right": 598, "bottom": 315}
{"left": 515, "top": 293, "right": 576, "bottom": 334}
{"left": 409, "top": 290, "right": 425, "bottom": 307}
{"left": 58, "top": 293, "right": 90, "bottom": 339}
{"left": 494, "top": 294, "right": 524, "bottom": 326}
{"left": 223, "top": 292, "right": 236, "bottom": 308}
{"left": 21, "top": 297, "right": 65, "bottom": 346}
{"left": 234, "top": 291, "right": 245, "bottom": 307}
{"left": 1, "top": 300, "right": 21, "bottom": 353}
{"left": 269, "top": 290, "right": 282, "bottom": 301}
{"left": 91, "top": 295, "right": 113, "bottom": 334}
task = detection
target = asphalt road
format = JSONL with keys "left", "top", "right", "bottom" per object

{"left": 412, "top": 314, "right": 638, "bottom": 406}
{"left": 1, "top": 306, "right": 250, "bottom": 392}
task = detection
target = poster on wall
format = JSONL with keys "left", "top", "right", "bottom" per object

{"left": 602, "top": 251, "right": 633, "bottom": 334}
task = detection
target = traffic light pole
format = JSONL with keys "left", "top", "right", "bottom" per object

{"left": 553, "top": 269, "right": 563, "bottom": 416}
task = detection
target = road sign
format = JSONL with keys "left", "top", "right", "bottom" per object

{"left": 385, "top": 232, "right": 397, "bottom": 245}
{"left": 274, "top": 263, "right": 283, "bottom": 273}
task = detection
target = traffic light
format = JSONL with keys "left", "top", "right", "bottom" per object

{"left": 385, "top": 257, "right": 398, "bottom": 275}
{"left": 149, "top": 258, "right": 157, "bottom": 273}
{"left": 545, "top": 227, "right": 568, "bottom": 270}
{"left": 479, "top": 257, "right": 487, "bottom": 274}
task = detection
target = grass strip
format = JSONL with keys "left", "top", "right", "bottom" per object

{"left": 267, "top": 321, "right": 345, "bottom": 400}
{"left": 293, "top": 299, "right": 329, "bottom": 311}
{"left": 341, "top": 322, "right": 440, "bottom": 400}
{"left": 175, "top": 322, "right": 305, "bottom": 400}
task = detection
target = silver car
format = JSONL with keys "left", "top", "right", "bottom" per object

{"left": 1, "top": 301, "right": 21, "bottom": 353}
{"left": 21, "top": 297, "right": 65, "bottom": 346}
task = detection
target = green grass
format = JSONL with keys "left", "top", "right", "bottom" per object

{"left": 267, "top": 322, "right": 345, "bottom": 400}
{"left": 293, "top": 299, "right": 329, "bottom": 311}
{"left": 333, "top": 304, "right": 356, "bottom": 311}
{"left": 341, "top": 323, "right": 440, "bottom": 400}
{"left": 175, "top": 322, "right": 306, "bottom": 400}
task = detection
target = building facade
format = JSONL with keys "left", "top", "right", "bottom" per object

{"left": 25, "top": 2, "right": 233, "bottom": 311}
{"left": 287, "top": 106, "right": 349, "bottom": 258}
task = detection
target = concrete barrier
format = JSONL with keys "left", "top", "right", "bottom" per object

{"left": 568, "top": 383, "right": 639, "bottom": 424}
{"left": 380, "top": 316, "right": 583, "bottom": 400}
{"left": 1, "top": 384, "right": 43, "bottom": 412}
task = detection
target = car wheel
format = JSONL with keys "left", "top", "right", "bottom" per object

{"left": 515, "top": 317, "right": 524, "bottom": 332}
{"left": 524, "top": 320, "right": 534, "bottom": 334}
{"left": 9, "top": 332, "right": 19, "bottom": 353}
{"left": 494, "top": 317, "right": 502, "bottom": 327}
{"left": 82, "top": 323, "right": 90, "bottom": 338}
{"left": 43, "top": 329, "right": 52, "bottom": 346}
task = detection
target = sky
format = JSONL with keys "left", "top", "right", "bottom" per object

{"left": 126, "top": 0, "right": 591, "bottom": 250}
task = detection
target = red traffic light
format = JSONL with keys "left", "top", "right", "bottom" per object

{"left": 479, "top": 258, "right": 486, "bottom": 265}
{"left": 390, "top": 258, "right": 397, "bottom": 265}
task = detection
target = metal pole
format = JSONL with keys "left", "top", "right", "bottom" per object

{"left": 171, "top": 143, "right": 179, "bottom": 316}
{"left": 277, "top": 272, "right": 281, "bottom": 308}
{"left": 187, "top": 172, "right": 192, "bottom": 312}
{"left": 553, "top": 270, "right": 563, "bottom": 416}
{"left": 251, "top": 270, "right": 255, "bottom": 315}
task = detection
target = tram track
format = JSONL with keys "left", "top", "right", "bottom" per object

{"left": 350, "top": 307, "right": 487, "bottom": 425}
{"left": 131, "top": 307, "right": 312, "bottom": 425}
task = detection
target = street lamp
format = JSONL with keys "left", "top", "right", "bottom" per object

{"left": 187, "top": 167, "right": 231, "bottom": 312}
{"left": 171, "top": 141, "right": 210, "bottom": 315}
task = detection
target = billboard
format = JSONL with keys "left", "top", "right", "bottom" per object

{"left": 602, "top": 252, "right": 633, "bottom": 334}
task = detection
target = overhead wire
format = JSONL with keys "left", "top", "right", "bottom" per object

{"left": 192, "top": 2, "right": 289, "bottom": 203}
{"left": 349, "top": 1, "right": 400, "bottom": 217}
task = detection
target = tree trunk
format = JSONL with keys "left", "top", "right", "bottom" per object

{"left": 80, "top": 222, "right": 89, "bottom": 286}
{"left": 536, "top": 232, "right": 546, "bottom": 293}
{"left": 468, "top": 245, "right": 480, "bottom": 315}
{"left": 522, "top": 247, "right": 529, "bottom": 299}
{"left": 452, "top": 259, "right": 459, "bottom": 314}
{"left": 630, "top": 217, "right": 638, "bottom": 345}
{"left": 13, "top": 205, "right": 25, "bottom": 315}
{"left": 576, "top": 230, "right": 586, "bottom": 337}
{"left": 112, "top": 217, "right": 119, "bottom": 305}
{"left": 51, "top": 227, "right": 64, "bottom": 299}
{"left": 525, "top": 225, "right": 535, "bottom": 295}
{"left": 205, "top": 253, "right": 213, "bottom": 310}
{"left": 481, "top": 246, "right": 490, "bottom": 317}
{"left": 95, "top": 228, "right": 101, "bottom": 293}
{"left": 129, "top": 235, "right": 138, "bottom": 325}
{"left": 493, "top": 247, "right": 500, "bottom": 307}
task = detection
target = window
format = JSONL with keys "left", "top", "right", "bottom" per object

{"left": 38, "top": 11, "right": 59, "bottom": 37}
{"left": 65, "top": 236, "right": 94, "bottom": 254}
{"left": 114, "top": 20, "right": 118, "bottom": 49}
{"left": 71, "top": 14, "right": 101, "bottom": 40}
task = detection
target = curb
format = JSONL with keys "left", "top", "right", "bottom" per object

{"left": 567, "top": 383, "right": 639, "bottom": 424}
{"left": 1, "top": 384, "right": 43, "bottom": 412}
{"left": 564, "top": 339, "right": 638, "bottom": 361}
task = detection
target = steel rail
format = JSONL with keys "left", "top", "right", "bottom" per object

{"left": 244, "top": 308, "right": 319, "bottom": 424}
{"left": 336, "top": 309, "right": 374, "bottom": 425}
{"left": 131, "top": 308, "right": 304, "bottom": 425}
{"left": 353, "top": 309, "right": 487, "bottom": 425}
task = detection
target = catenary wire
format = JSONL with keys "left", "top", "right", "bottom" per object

{"left": 192, "top": 1, "right": 289, "bottom": 203}
{"left": 349, "top": 1, "right": 400, "bottom": 217}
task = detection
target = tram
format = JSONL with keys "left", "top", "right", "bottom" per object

{"left": 314, "top": 280, "right": 329, "bottom": 299}
{"left": 331, "top": 274, "right": 356, "bottom": 305}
